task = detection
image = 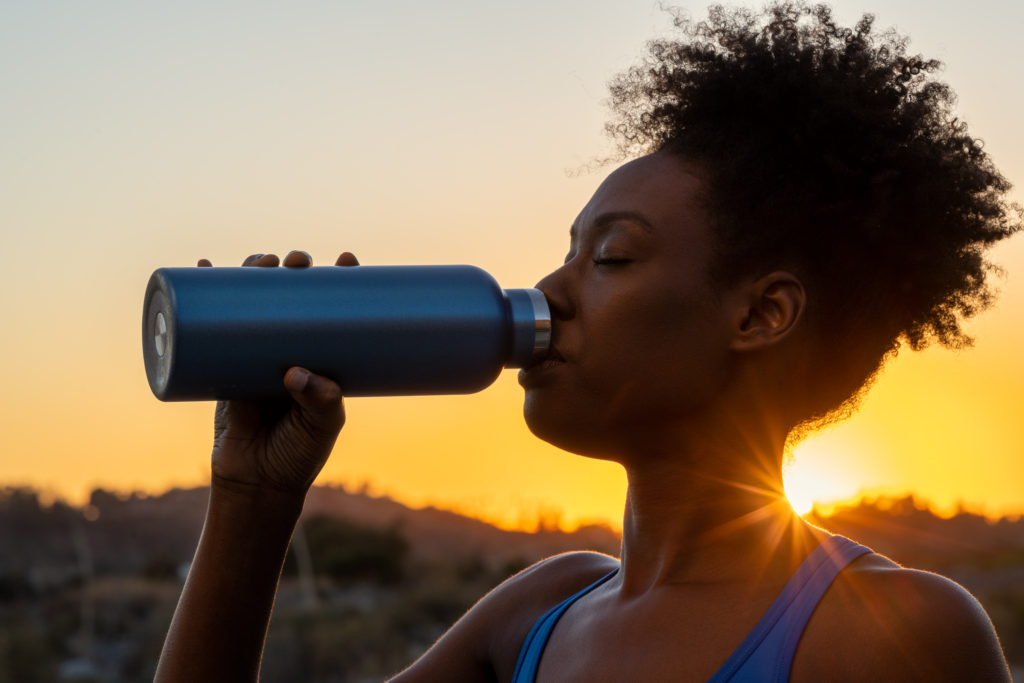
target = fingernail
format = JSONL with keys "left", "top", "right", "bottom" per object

{"left": 284, "top": 250, "right": 311, "bottom": 267}
{"left": 286, "top": 368, "right": 309, "bottom": 392}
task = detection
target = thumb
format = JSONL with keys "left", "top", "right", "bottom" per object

{"left": 284, "top": 367, "right": 346, "bottom": 433}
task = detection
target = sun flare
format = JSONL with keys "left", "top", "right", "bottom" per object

{"left": 783, "top": 461, "right": 818, "bottom": 516}
{"left": 785, "top": 488, "right": 815, "bottom": 516}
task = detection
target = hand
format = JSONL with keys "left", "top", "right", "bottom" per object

{"left": 197, "top": 250, "right": 360, "bottom": 497}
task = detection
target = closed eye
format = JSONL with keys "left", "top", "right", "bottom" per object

{"left": 593, "top": 257, "right": 632, "bottom": 266}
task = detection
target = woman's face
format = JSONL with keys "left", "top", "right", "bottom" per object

{"left": 519, "top": 152, "right": 739, "bottom": 460}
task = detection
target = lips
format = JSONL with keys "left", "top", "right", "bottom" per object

{"left": 530, "top": 343, "right": 566, "bottom": 368}
{"left": 518, "top": 345, "right": 567, "bottom": 386}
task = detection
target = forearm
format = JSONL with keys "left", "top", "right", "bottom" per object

{"left": 155, "top": 479, "right": 304, "bottom": 682}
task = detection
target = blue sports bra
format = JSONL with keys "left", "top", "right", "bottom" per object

{"left": 511, "top": 534, "right": 871, "bottom": 682}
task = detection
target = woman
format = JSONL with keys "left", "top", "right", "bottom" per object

{"left": 157, "top": 4, "right": 1018, "bottom": 681}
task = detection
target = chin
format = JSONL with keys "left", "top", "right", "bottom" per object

{"left": 522, "top": 395, "right": 624, "bottom": 462}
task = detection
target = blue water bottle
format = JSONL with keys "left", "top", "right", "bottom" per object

{"left": 142, "top": 265, "right": 551, "bottom": 400}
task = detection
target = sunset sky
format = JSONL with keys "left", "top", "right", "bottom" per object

{"left": 2, "top": 0, "right": 1022, "bottom": 530}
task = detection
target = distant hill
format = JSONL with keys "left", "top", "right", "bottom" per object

{"left": 5, "top": 485, "right": 1024, "bottom": 580}
{"left": 806, "top": 495, "right": 1024, "bottom": 572}
{"left": 0, "top": 485, "right": 620, "bottom": 584}
{"left": 302, "top": 485, "right": 620, "bottom": 564}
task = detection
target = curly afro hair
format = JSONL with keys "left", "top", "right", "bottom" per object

{"left": 606, "top": 2, "right": 1022, "bottom": 426}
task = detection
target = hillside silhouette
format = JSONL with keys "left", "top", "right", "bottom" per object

{"left": 0, "top": 486, "right": 1020, "bottom": 681}
{"left": 0, "top": 485, "right": 619, "bottom": 583}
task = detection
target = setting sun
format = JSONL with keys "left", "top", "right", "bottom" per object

{"left": 784, "top": 485, "right": 815, "bottom": 517}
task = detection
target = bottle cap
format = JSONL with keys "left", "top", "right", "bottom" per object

{"left": 504, "top": 288, "right": 551, "bottom": 368}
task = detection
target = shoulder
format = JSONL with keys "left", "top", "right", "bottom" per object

{"left": 389, "top": 551, "right": 618, "bottom": 682}
{"left": 497, "top": 550, "right": 621, "bottom": 604}
{"left": 480, "top": 550, "right": 621, "bottom": 661}
{"left": 794, "top": 552, "right": 1010, "bottom": 682}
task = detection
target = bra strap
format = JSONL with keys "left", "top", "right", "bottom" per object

{"left": 511, "top": 567, "right": 619, "bottom": 682}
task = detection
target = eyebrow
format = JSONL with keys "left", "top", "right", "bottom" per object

{"left": 570, "top": 210, "right": 655, "bottom": 239}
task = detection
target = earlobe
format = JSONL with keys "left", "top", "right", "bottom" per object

{"left": 730, "top": 272, "right": 805, "bottom": 352}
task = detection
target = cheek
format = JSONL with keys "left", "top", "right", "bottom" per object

{"left": 584, "top": 288, "right": 729, "bottom": 416}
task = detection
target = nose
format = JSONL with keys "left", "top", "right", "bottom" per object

{"left": 535, "top": 262, "right": 575, "bottom": 321}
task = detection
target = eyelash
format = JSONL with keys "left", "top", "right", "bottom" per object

{"left": 560, "top": 251, "right": 632, "bottom": 267}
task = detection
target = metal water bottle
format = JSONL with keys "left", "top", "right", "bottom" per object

{"left": 142, "top": 265, "right": 551, "bottom": 401}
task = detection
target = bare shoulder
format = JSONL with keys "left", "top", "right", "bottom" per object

{"left": 465, "top": 549, "right": 619, "bottom": 646}
{"left": 474, "top": 550, "right": 621, "bottom": 664}
{"left": 794, "top": 552, "right": 1011, "bottom": 682}
{"left": 389, "top": 550, "right": 618, "bottom": 682}
{"left": 500, "top": 549, "right": 621, "bottom": 600}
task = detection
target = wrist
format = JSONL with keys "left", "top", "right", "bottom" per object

{"left": 209, "top": 473, "right": 306, "bottom": 527}
{"left": 158, "top": 472, "right": 306, "bottom": 683}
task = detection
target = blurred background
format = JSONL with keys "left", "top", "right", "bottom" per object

{"left": 1, "top": 1, "right": 1022, "bottom": 680}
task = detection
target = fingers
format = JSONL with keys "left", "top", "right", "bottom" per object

{"left": 242, "top": 253, "right": 281, "bottom": 267}
{"left": 335, "top": 252, "right": 360, "bottom": 267}
{"left": 283, "top": 250, "right": 312, "bottom": 268}
{"left": 204, "top": 252, "right": 348, "bottom": 268}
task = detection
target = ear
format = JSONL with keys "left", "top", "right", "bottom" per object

{"left": 729, "top": 271, "right": 806, "bottom": 353}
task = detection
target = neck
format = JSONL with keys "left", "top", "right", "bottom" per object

{"left": 615, "top": 417, "right": 820, "bottom": 595}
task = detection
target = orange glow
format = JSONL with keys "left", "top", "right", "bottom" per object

{"left": 1, "top": 3, "right": 1023, "bottom": 534}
